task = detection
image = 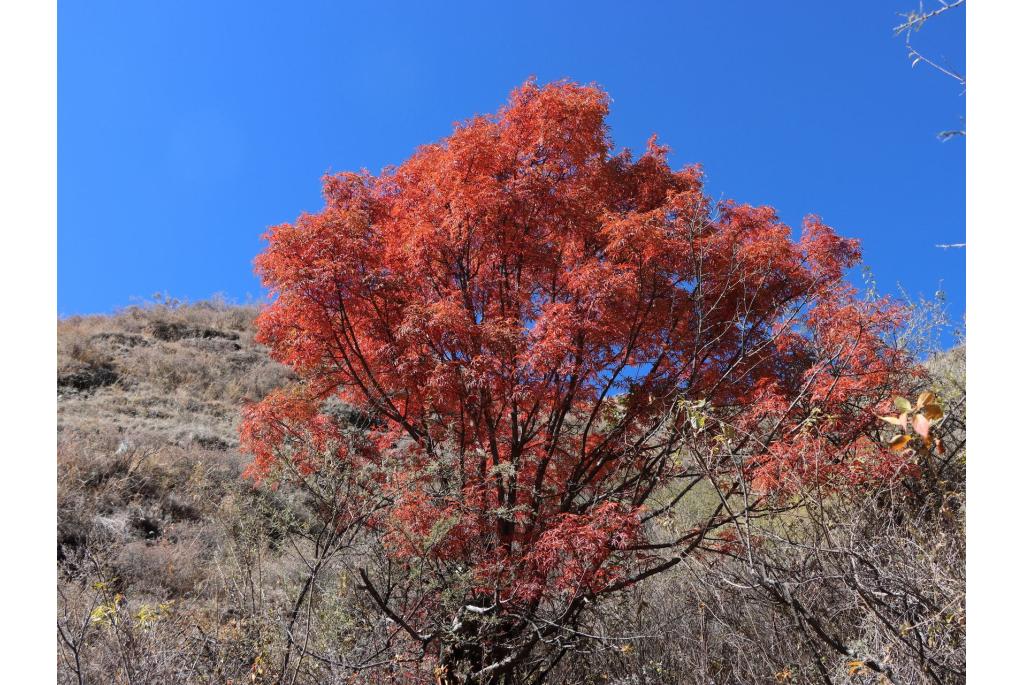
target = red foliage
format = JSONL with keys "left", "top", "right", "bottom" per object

{"left": 241, "top": 79, "right": 911, "bottom": 624}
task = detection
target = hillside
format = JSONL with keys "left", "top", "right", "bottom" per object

{"left": 58, "top": 298, "right": 292, "bottom": 447}
{"left": 57, "top": 301, "right": 314, "bottom": 684}
{"left": 57, "top": 300, "right": 966, "bottom": 685}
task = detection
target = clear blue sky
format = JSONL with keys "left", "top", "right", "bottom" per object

{"left": 59, "top": 1, "right": 965, "bottom": 325}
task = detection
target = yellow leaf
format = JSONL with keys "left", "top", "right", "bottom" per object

{"left": 878, "top": 414, "right": 907, "bottom": 429}
{"left": 917, "top": 391, "right": 936, "bottom": 409}
{"left": 889, "top": 434, "right": 912, "bottom": 451}
{"left": 921, "top": 403, "right": 943, "bottom": 420}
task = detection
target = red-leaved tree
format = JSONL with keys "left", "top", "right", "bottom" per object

{"left": 242, "top": 80, "right": 913, "bottom": 684}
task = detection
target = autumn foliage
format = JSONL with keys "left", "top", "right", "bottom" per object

{"left": 241, "top": 80, "right": 914, "bottom": 682}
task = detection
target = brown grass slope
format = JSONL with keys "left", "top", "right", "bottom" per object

{"left": 57, "top": 299, "right": 966, "bottom": 685}
{"left": 58, "top": 297, "right": 293, "bottom": 447}
{"left": 57, "top": 300, "right": 315, "bottom": 684}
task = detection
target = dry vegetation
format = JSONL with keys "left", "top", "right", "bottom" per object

{"left": 58, "top": 295, "right": 293, "bottom": 446}
{"left": 58, "top": 299, "right": 302, "bottom": 683}
{"left": 57, "top": 299, "right": 965, "bottom": 684}
{"left": 550, "top": 345, "right": 966, "bottom": 685}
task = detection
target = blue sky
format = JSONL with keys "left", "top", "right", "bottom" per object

{"left": 59, "top": 1, "right": 964, "bottom": 325}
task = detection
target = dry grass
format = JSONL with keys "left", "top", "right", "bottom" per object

{"left": 57, "top": 300, "right": 310, "bottom": 684}
{"left": 57, "top": 299, "right": 966, "bottom": 684}
{"left": 58, "top": 298, "right": 294, "bottom": 449}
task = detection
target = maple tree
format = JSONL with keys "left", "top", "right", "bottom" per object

{"left": 241, "top": 79, "right": 914, "bottom": 684}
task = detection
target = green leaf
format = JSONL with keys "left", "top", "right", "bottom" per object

{"left": 893, "top": 396, "right": 913, "bottom": 414}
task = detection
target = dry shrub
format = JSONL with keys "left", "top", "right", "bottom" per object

{"left": 546, "top": 345, "right": 966, "bottom": 685}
